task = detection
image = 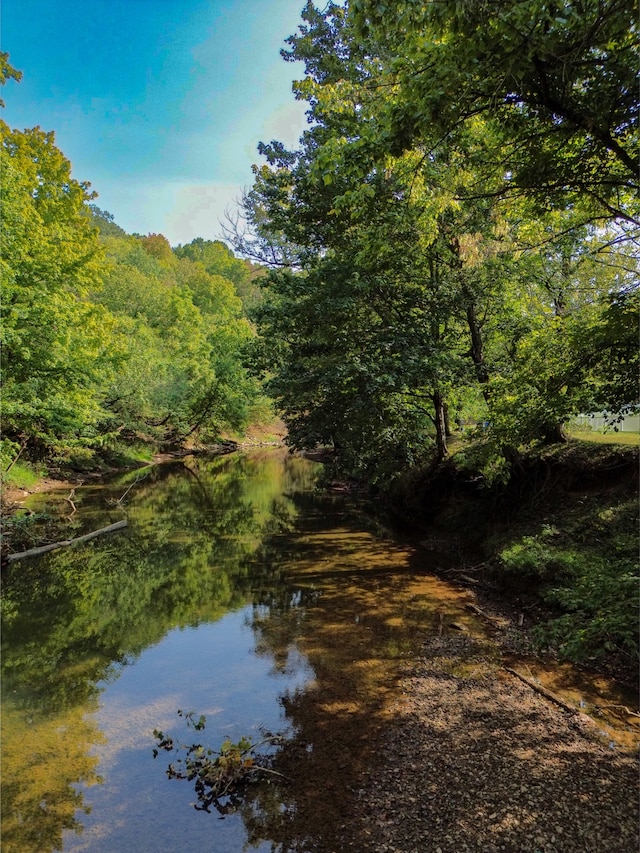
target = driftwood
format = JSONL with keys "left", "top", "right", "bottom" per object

{"left": 504, "top": 666, "right": 579, "bottom": 715}
{"left": 465, "top": 602, "right": 503, "bottom": 628}
{"left": 593, "top": 704, "right": 640, "bottom": 720}
{"left": 64, "top": 488, "right": 77, "bottom": 518}
{"left": 5, "top": 519, "right": 128, "bottom": 564}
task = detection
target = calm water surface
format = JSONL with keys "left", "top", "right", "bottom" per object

{"left": 1, "top": 450, "right": 636, "bottom": 853}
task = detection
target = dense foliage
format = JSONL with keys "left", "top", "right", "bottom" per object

{"left": 230, "top": 2, "right": 640, "bottom": 669}
{"left": 237, "top": 1, "right": 638, "bottom": 482}
{"left": 0, "top": 66, "right": 269, "bottom": 471}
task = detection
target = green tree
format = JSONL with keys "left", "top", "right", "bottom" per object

{"left": 0, "top": 60, "right": 270, "bottom": 464}
{"left": 0, "top": 52, "right": 22, "bottom": 106}
{"left": 240, "top": 1, "right": 638, "bottom": 478}
{"left": 174, "top": 238, "right": 264, "bottom": 313}
{"left": 91, "top": 231, "right": 261, "bottom": 444}
{"left": 0, "top": 123, "right": 117, "bottom": 456}
{"left": 480, "top": 223, "right": 640, "bottom": 448}
{"left": 350, "top": 0, "right": 639, "bottom": 225}
{"left": 239, "top": 5, "right": 502, "bottom": 468}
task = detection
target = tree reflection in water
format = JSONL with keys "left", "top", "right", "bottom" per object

{"left": 2, "top": 449, "right": 473, "bottom": 853}
{"left": 159, "top": 489, "right": 472, "bottom": 853}
{"left": 2, "top": 451, "right": 327, "bottom": 850}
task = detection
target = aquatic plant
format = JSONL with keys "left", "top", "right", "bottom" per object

{"left": 153, "top": 710, "right": 287, "bottom": 814}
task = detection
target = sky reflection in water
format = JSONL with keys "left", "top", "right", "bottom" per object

{"left": 3, "top": 449, "right": 468, "bottom": 853}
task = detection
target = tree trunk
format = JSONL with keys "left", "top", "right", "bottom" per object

{"left": 466, "top": 301, "right": 490, "bottom": 398}
{"left": 433, "top": 391, "right": 449, "bottom": 461}
{"left": 541, "top": 422, "right": 568, "bottom": 444}
{"left": 443, "top": 401, "right": 452, "bottom": 437}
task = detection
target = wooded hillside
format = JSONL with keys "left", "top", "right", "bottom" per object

{"left": 1, "top": 106, "right": 269, "bottom": 473}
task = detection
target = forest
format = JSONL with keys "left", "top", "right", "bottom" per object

{"left": 1, "top": 72, "right": 269, "bottom": 474}
{"left": 232, "top": 0, "right": 638, "bottom": 481}
{"left": 1, "top": 0, "right": 638, "bottom": 667}
{"left": 2, "top": 3, "right": 638, "bottom": 478}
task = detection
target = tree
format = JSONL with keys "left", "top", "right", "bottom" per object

{"left": 0, "top": 60, "right": 271, "bottom": 464}
{"left": 0, "top": 123, "right": 117, "bottom": 455}
{"left": 0, "top": 52, "right": 22, "bottom": 106}
{"left": 240, "top": 5, "right": 503, "bottom": 467}
{"left": 244, "top": 139, "right": 486, "bottom": 469}
{"left": 174, "top": 238, "right": 264, "bottom": 313}
{"left": 350, "top": 0, "right": 639, "bottom": 225}
{"left": 91, "top": 231, "right": 261, "bottom": 444}
{"left": 89, "top": 205, "right": 128, "bottom": 238}
{"left": 239, "top": 0, "right": 639, "bottom": 479}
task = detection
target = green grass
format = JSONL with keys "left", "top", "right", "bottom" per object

{"left": 567, "top": 428, "right": 639, "bottom": 446}
{"left": 1, "top": 461, "right": 44, "bottom": 490}
{"left": 82, "top": 441, "right": 155, "bottom": 469}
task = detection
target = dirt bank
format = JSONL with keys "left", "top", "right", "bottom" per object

{"left": 378, "top": 440, "right": 639, "bottom": 688}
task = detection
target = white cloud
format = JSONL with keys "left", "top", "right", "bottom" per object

{"left": 259, "top": 98, "right": 309, "bottom": 150}
{"left": 94, "top": 179, "right": 246, "bottom": 246}
{"left": 167, "top": 182, "right": 245, "bottom": 245}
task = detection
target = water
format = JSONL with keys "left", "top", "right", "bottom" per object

{"left": 1, "top": 449, "right": 636, "bottom": 853}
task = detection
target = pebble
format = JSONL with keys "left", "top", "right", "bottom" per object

{"left": 335, "top": 638, "right": 639, "bottom": 853}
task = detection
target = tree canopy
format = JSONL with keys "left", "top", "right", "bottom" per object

{"left": 350, "top": 0, "right": 638, "bottom": 223}
{"left": 2, "top": 13, "right": 638, "bottom": 482}
{"left": 237, "top": 0, "right": 638, "bottom": 480}
{"left": 1, "top": 93, "right": 269, "bottom": 468}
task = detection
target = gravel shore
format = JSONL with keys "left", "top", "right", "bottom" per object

{"left": 341, "top": 634, "right": 639, "bottom": 853}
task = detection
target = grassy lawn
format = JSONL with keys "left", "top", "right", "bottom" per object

{"left": 567, "top": 429, "right": 640, "bottom": 446}
{"left": 447, "top": 428, "right": 640, "bottom": 455}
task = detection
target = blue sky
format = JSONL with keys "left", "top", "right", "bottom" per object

{"left": 3, "top": 0, "right": 309, "bottom": 245}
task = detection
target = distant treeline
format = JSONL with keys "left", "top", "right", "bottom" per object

{"left": 1, "top": 111, "right": 269, "bottom": 472}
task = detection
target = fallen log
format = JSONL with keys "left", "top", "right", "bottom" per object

{"left": 504, "top": 666, "right": 578, "bottom": 715}
{"left": 5, "top": 520, "right": 128, "bottom": 564}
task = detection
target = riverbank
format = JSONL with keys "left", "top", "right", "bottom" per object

{"left": 4, "top": 436, "right": 638, "bottom": 687}
{"left": 338, "top": 632, "right": 639, "bottom": 853}
{"left": 378, "top": 438, "right": 639, "bottom": 689}
{"left": 0, "top": 443, "right": 237, "bottom": 562}
{"left": 1, "top": 420, "right": 288, "bottom": 514}
{"left": 2, "top": 444, "right": 637, "bottom": 853}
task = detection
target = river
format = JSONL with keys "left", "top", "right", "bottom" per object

{"left": 1, "top": 449, "right": 637, "bottom": 853}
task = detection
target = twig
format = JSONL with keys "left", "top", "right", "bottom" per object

{"left": 107, "top": 472, "right": 148, "bottom": 507}
{"left": 465, "top": 602, "right": 503, "bottom": 627}
{"left": 462, "top": 561, "right": 489, "bottom": 572}
{"left": 252, "top": 766, "right": 291, "bottom": 782}
{"left": 64, "top": 488, "right": 77, "bottom": 517}
{"left": 116, "top": 473, "right": 147, "bottom": 504}
{"left": 594, "top": 704, "right": 640, "bottom": 719}
{"left": 4, "top": 439, "right": 28, "bottom": 475}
